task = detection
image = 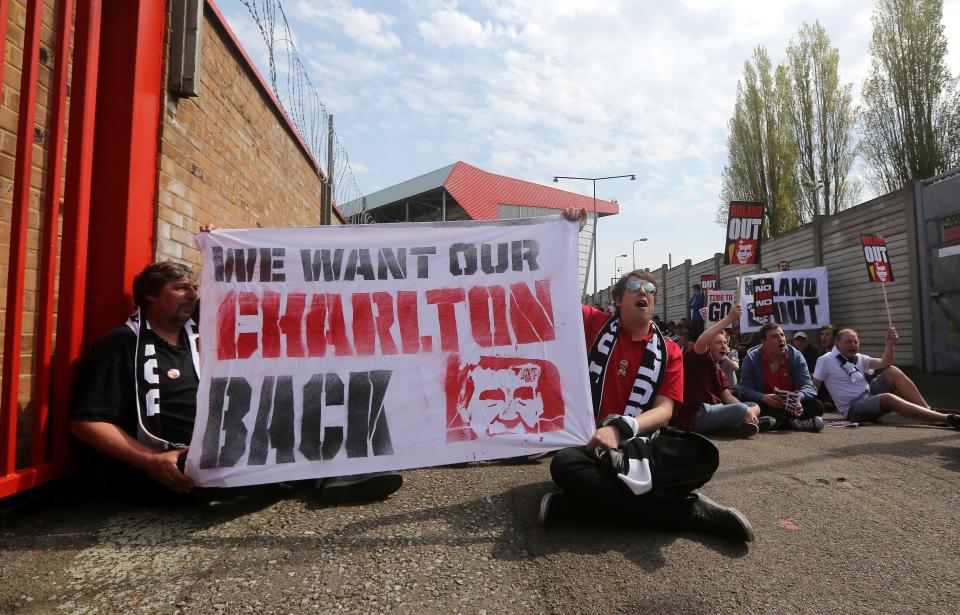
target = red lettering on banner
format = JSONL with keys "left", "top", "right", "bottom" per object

{"left": 238, "top": 292, "right": 259, "bottom": 359}
{"left": 215, "top": 280, "right": 556, "bottom": 360}
{"left": 217, "top": 291, "right": 237, "bottom": 360}
{"left": 468, "top": 285, "right": 511, "bottom": 347}
{"left": 509, "top": 280, "right": 556, "bottom": 343}
{"left": 397, "top": 291, "right": 422, "bottom": 353}
{"left": 305, "top": 294, "right": 327, "bottom": 357}
{"left": 262, "top": 291, "right": 306, "bottom": 358}
{"left": 426, "top": 288, "right": 466, "bottom": 352}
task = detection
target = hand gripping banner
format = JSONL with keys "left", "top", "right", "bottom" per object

{"left": 187, "top": 217, "right": 595, "bottom": 487}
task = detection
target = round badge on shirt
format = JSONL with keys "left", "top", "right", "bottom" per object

{"left": 167, "top": 368, "right": 181, "bottom": 380}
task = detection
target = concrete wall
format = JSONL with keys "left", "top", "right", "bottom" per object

{"left": 638, "top": 188, "right": 921, "bottom": 366}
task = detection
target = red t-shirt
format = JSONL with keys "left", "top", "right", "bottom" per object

{"left": 761, "top": 348, "right": 794, "bottom": 393}
{"left": 582, "top": 305, "right": 683, "bottom": 422}
{"left": 675, "top": 350, "right": 729, "bottom": 431}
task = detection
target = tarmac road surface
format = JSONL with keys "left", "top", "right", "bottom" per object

{"left": 2, "top": 401, "right": 959, "bottom": 614}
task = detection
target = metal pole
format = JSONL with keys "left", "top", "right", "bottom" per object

{"left": 324, "top": 114, "right": 333, "bottom": 225}
{"left": 592, "top": 179, "right": 598, "bottom": 306}
{"left": 632, "top": 238, "right": 647, "bottom": 271}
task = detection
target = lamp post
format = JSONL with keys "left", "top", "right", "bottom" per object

{"left": 614, "top": 253, "right": 628, "bottom": 279}
{"left": 553, "top": 174, "right": 636, "bottom": 306}
{"left": 631, "top": 238, "right": 648, "bottom": 271}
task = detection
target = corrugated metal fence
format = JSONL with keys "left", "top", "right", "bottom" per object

{"left": 596, "top": 188, "right": 923, "bottom": 367}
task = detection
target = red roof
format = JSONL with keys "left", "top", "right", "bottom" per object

{"left": 443, "top": 161, "right": 620, "bottom": 220}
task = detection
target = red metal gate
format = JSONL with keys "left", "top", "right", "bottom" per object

{"left": 0, "top": 0, "right": 101, "bottom": 499}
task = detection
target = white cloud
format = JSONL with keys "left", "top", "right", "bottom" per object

{"left": 418, "top": 9, "right": 499, "bottom": 48}
{"left": 294, "top": 1, "right": 401, "bottom": 50}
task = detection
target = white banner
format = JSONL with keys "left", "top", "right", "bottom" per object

{"left": 705, "top": 290, "right": 736, "bottom": 326}
{"left": 738, "top": 267, "right": 830, "bottom": 333}
{"left": 187, "top": 217, "right": 595, "bottom": 487}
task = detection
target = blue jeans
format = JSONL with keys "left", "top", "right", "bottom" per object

{"left": 693, "top": 402, "right": 750, "bottom": 434}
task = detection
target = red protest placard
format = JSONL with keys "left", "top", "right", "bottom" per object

{"left": 724, "top": 201, "right": 764, "bottom": 265}
{"left": 700, "top": 274, "right": 717, "bottom": 291}
{"left": 752, "top": 277, "right": 775, "bottom": 317}
{"left": 860, "top": 234, "right": 894, "bottom": 283}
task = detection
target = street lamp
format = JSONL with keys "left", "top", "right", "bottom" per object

{"left": 631, "top": 238, "right": 648, "bottom": 271}
{"left": 553, "top": 174, "right": 636, "bottom": 306}
{"left": 614, "top": 253, "right": 628, "bottom": 279}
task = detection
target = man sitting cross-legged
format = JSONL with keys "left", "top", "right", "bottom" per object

{"left": 536, "top": 207, "right": 755, "bottom": 543}
{"left": 739, "top": 323, "right": 825, "bottom": 432}
{"left": 674, "top": 304, "right": 761, "bottom": 438}
{"left": 813, "top": 327, "right": 960, "bottom": 429}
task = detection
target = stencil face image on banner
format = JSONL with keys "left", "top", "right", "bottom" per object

{"left": 723, "top": 201, "right": 764, "bottom": 265}
{"left": 188, "top": 217, "right": 596, "bottom": 488}
{"left": 445, "top": 356, "right": 564, "bottom": 442}
{"left": 860, "top": 234, "right": 895, "bottom": 283}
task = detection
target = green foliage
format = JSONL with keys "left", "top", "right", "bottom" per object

{"left": 785, "top": 22, "right": 858, "bottom": 217}
{"left": 860, "top": 0, "right": 960, "bottom": 192}
{"left": 719, "top": 47, "right": 801, "bottom": 237}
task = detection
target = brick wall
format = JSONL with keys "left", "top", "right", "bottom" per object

{"left": 154, "top": 2, "right": 333, "bottom": 268}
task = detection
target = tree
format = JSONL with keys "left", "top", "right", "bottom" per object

{"left": 785, "top": 22, "right": 858, "bottom": 217}
{"left": 719, "top": 47, "right": 800, "bottom": 236}
{"left": 860, "top": 0, "right": 960, "bottom": 193}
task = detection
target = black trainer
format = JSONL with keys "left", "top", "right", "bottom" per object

{"left": 318, "top": 472, "right": 403, "bottom": 504}
{"left": 685, "top": 493, "right": 755, "bottom": 542}
{"left": 757, "top": 416, "right": 777, "bottom": 432}
{"left": 538, "top": 491, "right": 577, "bottom": 526}
{"left": 946, "top": 413, "right": 960, "bottom": 430}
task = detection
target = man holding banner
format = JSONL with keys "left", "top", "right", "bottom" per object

{"left": 739, "top": 324, "right": 825, "bottom": 432}
{"left": 70, "top": 259, "right": 403, "bottom": 503}
{"left": 540, "top": 208, "right": 755, "bottom": 543}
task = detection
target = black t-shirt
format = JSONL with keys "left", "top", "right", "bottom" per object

{"left": 72, "top": 324, "right": 199, "bottom": 446}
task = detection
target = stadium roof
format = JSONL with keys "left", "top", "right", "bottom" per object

{"left": 342, "top": 161, "right": 620, "bottom": 222}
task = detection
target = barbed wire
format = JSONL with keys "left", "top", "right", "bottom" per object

{"left": 238, "top": 0, "right": 365, "bottom": 219}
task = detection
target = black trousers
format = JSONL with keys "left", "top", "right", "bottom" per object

{"left": 549, "top": 446, "right": 699, "bottom": 529}
{"left": 758, "top": 396, "right": 824, "bottom": 428}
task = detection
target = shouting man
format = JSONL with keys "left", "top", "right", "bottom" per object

{"left": 536, "top": 208, "right": 755, "bottom": 543}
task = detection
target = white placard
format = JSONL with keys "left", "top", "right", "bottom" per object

{"left": 738, "top": 267, "right": 830, "bottom": 333}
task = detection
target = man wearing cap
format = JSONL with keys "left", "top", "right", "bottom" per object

{"left": 790, "top": 331, "right": 820, "bottom": 373}
{"left": 533, "top": 208, "right": 755, "bottom": 543}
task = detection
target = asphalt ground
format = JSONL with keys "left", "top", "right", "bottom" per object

{"left": 1, "top": 373, "right": 958, "bottom": 615}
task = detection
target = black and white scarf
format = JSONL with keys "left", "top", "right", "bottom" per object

{"left": 587, "top": 316, "right": 668, "bottom": 418}
{"left": 126, "top": 308, "right": 200, "bottom": 451}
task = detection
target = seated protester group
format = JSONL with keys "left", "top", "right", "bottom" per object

{"left": 674, "top": 303, "right": 760, "bottom": 438}
{"left": 542, "top": 208, "right": 754, "bottom": 544}
{"left": 812, "top": 327, "right": 960, "bottom": 429}
{"left": 71, "top": 260, "right": 404, "bottom": 504}
{"left": 739, "top": 324, "right": 825, "bottom": 432}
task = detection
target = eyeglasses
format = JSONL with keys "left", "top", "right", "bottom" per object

{"left": 625, "top": 279, "right": 657, "bottom": 295}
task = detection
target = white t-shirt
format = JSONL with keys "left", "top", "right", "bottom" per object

{"left": 812, "top": 348, "right": 873, "bottom": 418}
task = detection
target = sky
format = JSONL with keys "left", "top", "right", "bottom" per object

{"left": 215, "top": 0, "right": 960, "bottom": 287}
